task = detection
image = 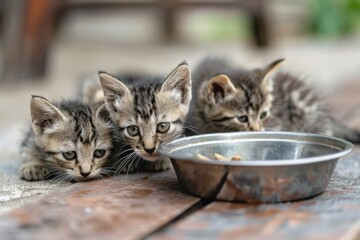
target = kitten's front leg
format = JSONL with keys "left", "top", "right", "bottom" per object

{"left": 144, "top": 157, "right": 172, "bottom": 172}
{"left": 19, "top": 161, "right": 50, "bottom": 181}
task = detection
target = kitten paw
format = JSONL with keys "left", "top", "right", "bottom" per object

{"left": 19, "top": 163, "right": 49, "bottom": 181}
{"left": 143, "top": 158, "right": 171, "bottom": 172}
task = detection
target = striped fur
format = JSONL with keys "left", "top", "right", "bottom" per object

{"left": 96, "top": 62, "right": 192, "bottom": 171}
{"left": 188, "top": 57, "right": 360, "bottom": 143}
{"left": 19, "top": 96, "right": 117, "bottom": 182}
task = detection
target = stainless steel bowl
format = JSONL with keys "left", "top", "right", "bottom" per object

{"left": 158, "top": 132, "right": 353, "bottom": 203}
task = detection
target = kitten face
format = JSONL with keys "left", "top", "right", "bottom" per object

{"left": 30, "top": 97, "right": 114, "bottom": 181}
{"left": 197, "top": 59, "right": 284, "bottom": 133}
{"left": 99, "top": 62, "right": 191, "bottom": 161}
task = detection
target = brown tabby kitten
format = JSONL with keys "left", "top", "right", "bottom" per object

{"left": 82, "top": 62, "right": 192, "bottom": 172}
{"left": 19, "top": 96, "right": 117, "bottom": 182}
{"left": 187, "top": 57, "right": 360, "bottom": 142}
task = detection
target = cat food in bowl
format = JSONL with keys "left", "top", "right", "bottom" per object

{"left": 158, "top": 132, "right": 352, "bottom": 203}
{"left": 197, "top": 153, "right": 242, "bottom": 161}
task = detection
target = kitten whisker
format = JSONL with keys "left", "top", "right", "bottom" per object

{"left": 125, "top": 154, "right": 141, "bottom": 177}
{"left": 51, "top": 172, "right": 71, "bottom": 185}
{"left": 115, "top": 148, "right": 134, "bottom": 158}
{"left": 113, "top": 152, "right": 137, "bottom": 177}
{"left": 113, "top": 143, "right": 128, "bottom": 153}
{"left": 183, "top": 125, "right": 201, "bottom": 134}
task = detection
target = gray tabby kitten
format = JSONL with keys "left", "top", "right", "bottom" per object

{"left": 82, "top": 62, "right": 192, "bottom": 172}
{"left": 20, "top": 96, "right": 117, "bottom": 182}
{"left": 187, "top": 57, "right": 360, "bottom": 142}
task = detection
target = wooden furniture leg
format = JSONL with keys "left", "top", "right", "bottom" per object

{"left": 250, "top": 0, "right": 269, "bottom": 47}
{"left": 1, "top": 0, "right": 58, "bottom": 83}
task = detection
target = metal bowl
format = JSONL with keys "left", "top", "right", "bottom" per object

{"left": 158, "top": 132, "right": 353, "bottom": 203}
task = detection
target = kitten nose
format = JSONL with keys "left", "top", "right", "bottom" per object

{"left": 251, "top": 123, "right": 261, "bottom": 131}
{"left": 80, "top": 171, "right": 91, "bottom": 177}
{"left": 79, "top": 165, "right": 91, "bottom": 177}
{"left": 144, "top": 147, "right": 156, "bottom": 154}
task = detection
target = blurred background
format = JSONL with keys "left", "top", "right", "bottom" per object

{"left": 0, "top": 0, "right": 360, "bottom": 133}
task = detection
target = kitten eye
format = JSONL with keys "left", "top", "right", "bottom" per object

{"left": 237, "top": 115, "right": 248, "bottom": 123}
{"left": 127, "top": 125, "right": 139, "bottom": 136}
{"left": 93, "top": 149, "right": 106, "bottom": 158}
{"left": 62, "top": 151, "right": 76, "bottom": 160}
{"left": 157, "top": 122, "right": 170, "bottom": 133}
{"left": 260, "top": 111, "right": 267, "bottom": 119}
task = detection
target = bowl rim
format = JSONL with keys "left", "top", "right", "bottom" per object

{"left": 158, "top": 131, "right": 353, "bottom": 166}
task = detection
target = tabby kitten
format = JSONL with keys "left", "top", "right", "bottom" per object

{"left": 19, "top": 96, "right": 117, "bottom": 182}
{"left": 188, "top": 57, "right": 360, "bottom": 142}
{"left": 84, "top": 62, "right": 192, "bottom": 172}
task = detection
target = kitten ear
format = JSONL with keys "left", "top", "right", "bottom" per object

{"left": 262, "top": 58, "right": 284, "bottom": 82}
{"left": 206, "top": 74, "right": 236, "bottom": 103}
{"left": 160, "top": 62, "right": 192, "bottom": 105}
{"left": 99, "top": 71, "right": 131, "bottom": 112}
{"left": 259, "top": 58, "right": 284, "bottom": 93}
{"left": 95, "top": 104, "right": 111, "bottom": 122}
{"left": 30, "top": 96, "right": 67, "bottom": 135}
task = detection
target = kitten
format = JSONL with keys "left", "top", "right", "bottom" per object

{"left": 82, "top": 62, "right": 192, "bottom": 172}
{"left": 19, "top": 96, "right": 117, "bottom": 182}
{"left": 187, "top": 57, "right": 360, "bottom": 142}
